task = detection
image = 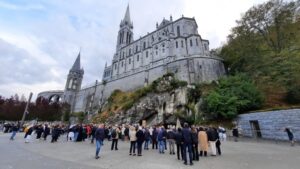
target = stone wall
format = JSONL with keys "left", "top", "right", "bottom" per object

{"left": 72, "top": 55, "right": 225, "bottom": 113}
{"left": 237, "top": 109, "right": 300, "bottom": 141}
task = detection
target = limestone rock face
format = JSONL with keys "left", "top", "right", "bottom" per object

{"left": 106, "top": 87, "right": 187, "bottom": 126}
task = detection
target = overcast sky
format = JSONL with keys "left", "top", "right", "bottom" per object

{"left": 0, "top": 0, "right": 267, "bottom": 99}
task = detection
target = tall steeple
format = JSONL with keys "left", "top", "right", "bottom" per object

{"left": 63, "top": 51, "right": 84, "bottom": 109}
{"left": 120, "top": 4, "right": 133, "bottom": 28}
{"left": 116, "top": 4, "right": 134, "bottom": 50}
{"left": 71, "top": 52, "right": 81, "bottom": 71}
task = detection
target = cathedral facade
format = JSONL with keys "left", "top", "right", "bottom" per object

{"left": 37, "top": 5, "right": 226, "bottom": 113}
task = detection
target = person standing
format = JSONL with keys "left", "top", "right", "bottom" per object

{"left": 144, "top": 128, "right": 150, "bottom": 150}
{"left": 182, "top": 123, "right": 193, "bottom": 165}
{"left": 285, "top": 127, "right": 295, "bottom": 146}
{"left": 91, "top": 124, "right": 97, "bottom": 144}
{"left": 207, "top": 127, "right": 218, "bottom": 156}
{"left": 232, "top": 127, "right": 239, "bottom": 142}
{"left": 136, "top": 126, "right": 145, "bottom": 156}
{"left": 111, "top": 125, "right": 120, "bottom": 150}
{"left": 198, "top": 127, "right": 208, "bottom": 157}
{"left": 215, "top": 128, "right": 221, "bottom": 155}
{"left": 95, "top": 124, "right": 105, "bottom": 159}
{"left": 35, "top": 125, "right": 44, "bottom": 140}
{"left": 124, "top": 125, "right": 129, "bottom": 141}
{"left": 191, "top": 126, "right": 199, "bottom": 161}
{"left": 158, "top": 126, "right": 166, "bottom": 154}
{"left": 43, "top": 124, "right": 50, "bottom": 141}
{"left": 129, "top": 126, "right": 137, "bottom": 156}
{"left": 10, "top": 124, "right": 19, "bottom": 140}
{"left": 152, "top": 127, "right": 158, "bottom": 149}
{"left": 167, "top": 127, "right": 176, "bottom": 155}
{"left": 175, "top": 128, "right": 184, "bottom": 160}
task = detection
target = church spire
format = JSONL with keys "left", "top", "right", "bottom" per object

{"left": 71, "top": 51, "right": 81, "bottom": 71}
{"left": 120, "top": 4, "right": 133, "bottom": 28}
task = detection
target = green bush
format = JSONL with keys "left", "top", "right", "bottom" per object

{"left": 202, "top": 74, "right": 264, "bottom": 120}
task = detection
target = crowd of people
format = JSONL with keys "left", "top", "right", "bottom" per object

{"left": 2, "top": 121, "right": 296, "bottom": 166}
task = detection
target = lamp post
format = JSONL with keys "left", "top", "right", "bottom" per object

{"left": 21, "top": 92, "right": 33, "bottom": 126}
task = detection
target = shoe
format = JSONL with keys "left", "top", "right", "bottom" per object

{"left": 95, "top": 156, "right": 100, "bottom": 159}
{"left": 190, "top": 163, "right": 194, "bottom": 166}
{"left": 183, "top": 162, "right": 187, "bottom": 165}
{"left": 129, "top": 153, "right": 132, "bottom": 155}
{"left": 138, "top": 154, "right": 142, "bottom": 156}
{"left": 133, "top": 154, "right": 136, "bottom": 156}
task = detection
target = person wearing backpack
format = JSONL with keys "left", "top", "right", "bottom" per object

{"left": 111, "top": 125, "right": 120, "bottom": 150}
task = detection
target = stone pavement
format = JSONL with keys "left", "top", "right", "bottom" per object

{"left": 0, "top": 133, "right": 299, "bottom": 169}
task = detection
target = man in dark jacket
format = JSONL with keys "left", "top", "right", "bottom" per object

{"left": 136, "top": 126, "right": 145, "bottom": 156}
{"left": 152, "top": 127, "right": 158, "bottom": 149}
{"left": 207, "top": 127, "right": 218, "bottom": 156}
{"left": 182, "top": 123, "right": 193, "bottom": 165}
{"left": 175, "top": 128, "right": 184, "bottom": 160}
{"left": 95, "top": 124, "right": 105, "bottom": 159}
{"left": 43, "top": 124, "right": 50, "bottom": 140}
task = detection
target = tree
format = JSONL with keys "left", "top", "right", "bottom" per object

{"left": 202, "top": 74, "right": 264, "bottom": 120}
{"left": 239, "top": 0, "right": 298, "bottom": 53}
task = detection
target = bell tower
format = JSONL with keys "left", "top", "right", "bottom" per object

{"left": 63, "top": 51, "right": 84, "bottom": 111}
{"left": 116, "top": 4, "right": 134, "bottom": 50}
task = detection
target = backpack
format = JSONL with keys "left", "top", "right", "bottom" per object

{"left": 111, "top": 129, "right": 117, "bottom": 138}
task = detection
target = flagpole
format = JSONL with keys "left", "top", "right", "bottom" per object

{"left": 21, "top": 92, "right": 33, "bottom": 126}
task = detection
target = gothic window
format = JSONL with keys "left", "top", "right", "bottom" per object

{"left": 143, "top": 42, "right": 146, "bottom": 49}
{"left": 177, "top": 26, "right": 180, "bottom": 36}
{"left": 68, "top": 79, "right": 73, "bottom": 89}
{"left": 196, "top": 38, "right": 198, "bottom": 46}
{"left": 136, "top": 45, "right": 138, "bottom": 52}
{"left": 126, "top": 32, "right": 129, "bottom": 43}
{"left": 129, "top": 58, "right": 131, "bottom": 64}
{"left": 190, "top": 39, "right": 193, "bottom": 47}
{"left": 137, "top": 55, "right": 139, "bottom": 61}
{"left": 146, "top": 51, "right": 149, "bottom": 58}
{"left": 181, "top": 40, "right": 184, "bottom": 47}
{"left": 176, "top": 41, "right": 178, "bottom": 48}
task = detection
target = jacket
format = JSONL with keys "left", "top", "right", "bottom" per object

{"left": 182, "top": 127, "right": 192, "bottom": 144}
{"left": 95, "top": 128, "right": 105, "bottom": 141}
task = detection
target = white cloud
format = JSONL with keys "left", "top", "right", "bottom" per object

{"left": 0, "top": 0, "right": 269, "bottom": 99}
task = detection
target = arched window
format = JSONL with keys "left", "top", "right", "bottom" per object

{"left": 143, "top": 42, "right": 146, "bottom": 49}
{"left": 176, "top": 41, "right": 178, "bottom": 48}
{"left": 146, "top": 51, "right": 148, "bottom": 58}
{"left": 190, "top": 39, "right": 193, "bottom": 47}
{"left": 177, "top": 26, "right": 180, "bottom": 36}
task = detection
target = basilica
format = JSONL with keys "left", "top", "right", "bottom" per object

{"left": 38, "top": 5, "right": 226, "bottom": 113}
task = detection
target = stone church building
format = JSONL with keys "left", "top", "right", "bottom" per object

{"left": 37, "top": 5, "right": 226, "bottom": 113}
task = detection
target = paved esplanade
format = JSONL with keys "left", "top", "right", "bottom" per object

{"left": 0, "top": 134, "right": 299, "bottom": 169}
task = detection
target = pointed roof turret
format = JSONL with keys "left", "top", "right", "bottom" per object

{"left": 120, "top": 4, "right": 133, "bottom": 28}
{"left": 71, "top": 51, "right": 81, "bottom": 71}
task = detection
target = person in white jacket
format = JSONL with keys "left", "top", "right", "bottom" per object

{"left": 129, "top": 126, "right": 137, "bottom": 156}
